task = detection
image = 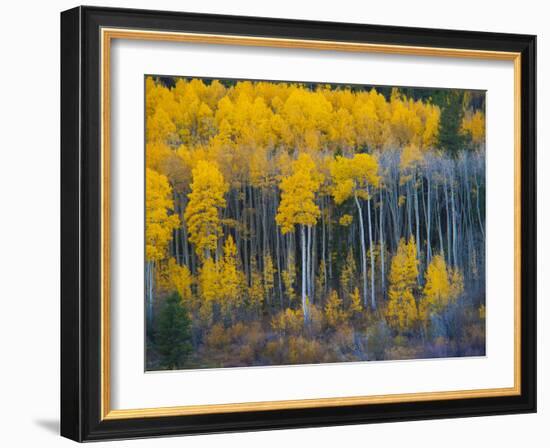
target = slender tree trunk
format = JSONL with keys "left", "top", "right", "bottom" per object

{"left": 413, "top": 173, "right": 421, "bottom": 282}
{"left": 450, "top": 179, "right": 458, "bottom": 268}
{"left": 146, "top": 261, "right": 155, "bottom": 329}
{"left": 474, "top": 173, "right": 485, "bottom": 240}
{"left": 366, "top": 186, "right": 376, "bottom": 310}
{"left": 307, "top": 225, "right": 312, "bottom": 301}
{"left": 426, "top": 175, "right": 432, "bottom": 265}
{"left": 407, "top": 182, "right": 413, "bottom": 237}
{"left": 275, "top": 226, "right": 283, "bottom": 307}
{"left": 379, "top": 186, "right": 385, "bottom": 297}
{"left": 321, "top": 196, "right": 327, "bottom": 295}
{"left": 301, "top": 225, "right": 309, "bottom": 322}
{"left": 444, "top": 178, "right": 452, "bottom": 266}
{"left": 327, "top": 203, "right": 332, "bottom": 284}
{"left": 354, "top": 193, "right": 368, "bottom": 307}
{"left": 310, "top": 226, "right": 316, "bottom": 302}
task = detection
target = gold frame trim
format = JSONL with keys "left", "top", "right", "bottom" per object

{"left": 100, "top": 27, "right": 522, "bottom": 421}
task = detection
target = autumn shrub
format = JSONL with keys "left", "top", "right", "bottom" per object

{"left": 271, "top": 308, "right": 303, "bottom": 336}
{"left": 428, "top": 301, "right": 466, "bottom": 341}
{"left": 228, "top": 321, "right": 246, "bottom": 343}
{"left": 384, "top": 344, "right": 421, "bottom": 360}
{"left": 331, "top": 324, "right": 356, "bottom": 355}
{"left": 238, "top": 344, "right": 255, "bottom": 364}
{"left": 366, "top": 320, "right": 392, "bottom": 360}
{"left": 324, "top": 290, "right": 348, "bottom": 329}
{"left": 308, "top": 304, "right": 324, "bottom": 336}
{"left": 288, "top": 336, "right": 323, "bottom": 364}
{"left": 461, "top": 323, "right": 485, "bottom": 356}
{"left": 243, "top": 321, "right": 265, "bottom": 350}
{"left": 205, "top": 323, "right": 230, "bottom": 349}
{"left": 432, "top": 336, "right": 451, "bottom": 358}
{"left": 263, "top": 339, "right": 285, "bottom": 364}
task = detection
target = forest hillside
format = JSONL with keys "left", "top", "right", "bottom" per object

{"left": 144, "top": 76, "right": 486, "bottom": 370}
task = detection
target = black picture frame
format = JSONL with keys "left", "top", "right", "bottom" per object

{"left": 61, "top": 5, "right": 536, "bottom": 442}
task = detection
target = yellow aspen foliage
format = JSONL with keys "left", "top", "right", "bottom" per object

{"left": 248, "top": 267, "right": 265, "bottom": 311}
{"left": 352, "top": 89, "right": 391, "bottom": 151}
{"left": 386, "top": 238, "right": 419, "bottom": 332}
{"left": 145, "top": 78, "right": 178, "bottom": 138}
{"left": 419, "top": 255, "right": 450, "bottom": 322}
{"left": 276, "top": 153, "right": 323, "bottom": 234}
{"left": 329, "top": 107, "right": 356, "bottom": 151}
{"left": 315, "top": 259, "right": 326, "bottom": 300}
{"left": 145, "top": 168, "right": 180, "bottom": 262}
{"left": 271, "top": 308, "right": 304, "bottom": 336}
{"left": 339, "top": 214, "right": 353, "bottom": 226}
{"left": 219, "top": 235, "right": 243, "bottom": 316}
{"left": 421, "top": 103, "right": 441, "bottom": 148}
{"left": 449, "top": 267, "right": 464, "bottom": 301}
{"left": 324, "top": 290, "right": 348, "bottom": 328}
{"left": 165, "top": 258, "right": 193, "bottom": 304}
{"left": 279, "top": 88, "right": 333, "bottom": 152}
{"left": 281, "top": 254, "right": 297, "bottom": 303}
{"left": 349, "top": 287, "right": 363, "bottom": 314}
{"left": 461, "top": 110, "right": 485, "bottom": 146}
{"left": 146, "top": 142, "right": 172, "bottom": 172}
{"left": 340, "top": 248, "right": 357, "bottom": 302}
{"left": 330, "top": 153, "right": 379, "bottom": 204}
{"left": 184, "top": 160, "right": 228, "bottom": 259}
{"left": 263, "top": 254, "right": 276, "bottom": 301}
{"left": 387, "top": 90, "right": 440, "bottom": 149}
{"left": 420, "top": 256, "right": 464, "bottom": 324}
{"left": 399, "top": 143, "right": 424, "bottom": 172}
{"left": 147, "top": 107, "right": 177, "bottom": 144}
{"left": 197, "top": 258, "right": 221, "bottom": 322}
{"left": 479, "top": 304, "right": 486, "bottom": 320}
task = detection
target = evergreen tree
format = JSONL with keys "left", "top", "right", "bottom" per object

{"left": 156, "top": 293, "right": 192, "bottom": 369}
{"left": 437, "top": 91, "right": 466, "bottom": 156}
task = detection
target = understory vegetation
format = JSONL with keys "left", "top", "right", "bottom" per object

{"left": 144, "top": 76, "right": 486, "bottom": 370}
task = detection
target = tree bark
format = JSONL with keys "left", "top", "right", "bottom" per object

{"left": 354, "top": 193, "right": 368, "bottom": 307}
{"left": 301, "top": 225, "right": 309, "bottom": 322}
{"left": 366, "top": 186, "right": 376, "bottom": 309}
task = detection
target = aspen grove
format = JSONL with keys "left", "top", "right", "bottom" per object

{"left": 145, "top": 76, "right": 486, "bottom": 370}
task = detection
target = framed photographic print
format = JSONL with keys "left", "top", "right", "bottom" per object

{"left": 60, "top": 6, "right": 536, "bottom": 442}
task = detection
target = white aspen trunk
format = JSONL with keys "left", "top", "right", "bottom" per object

{"left": 310, "top": 226, "right": 316, "bottom": 301}
{"left": 413, "top": 173, "right": 421, "bottom": 282}
{"left": 426, "top": 175, "right": 432, "bottom": 265}
{"left": 444, "top": 178, "right": 452, "bottom": 266}
{"left": 321, "top": 197, "right": 327, "bottom": 295}
{"left": 146, "top": 261, "right": 155, "bottom": 328}
{"left": 379, "top": 187, "right": 385, "bottom": 297}
{"left": 307, "top": 225, "right": 312, "bottom": 301}
{"left": 474, "top": 174, "right": 485, "bottom": 240}
{"left": 407, "top": 182, "right": 413, "bottom": 237}
{"left": 450, "top": 180, "right": 458, "bottom": 268}
{"left": 242, "top": 186, "right": 249, "bottom": 282}
{"left": 275, "top": 226, "right": 283, "bottom": 307}
{"left": 354, "top": 193, "right": 368, "bottom": 307}
{"left": 366, "top": 186, "right": 376, "bottom": 310}
{"left": 436, "top": 190, "right": 445, "bottom": 259}
{"left": 327, "top": 200, "right": 333, "bottom": 280}
{"left": 301, "top": 225, "right": 308, "bottom": 322}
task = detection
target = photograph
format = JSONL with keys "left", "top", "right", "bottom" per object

{"left": 57, "top": 4, "right": 537, "bottom": 442}
{"left": 144, "top": 76, "right": 487, "bottom": 371}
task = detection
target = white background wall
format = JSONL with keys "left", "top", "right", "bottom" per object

{"left": 0, "top": 0, "right": 546, "bottom": 446}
